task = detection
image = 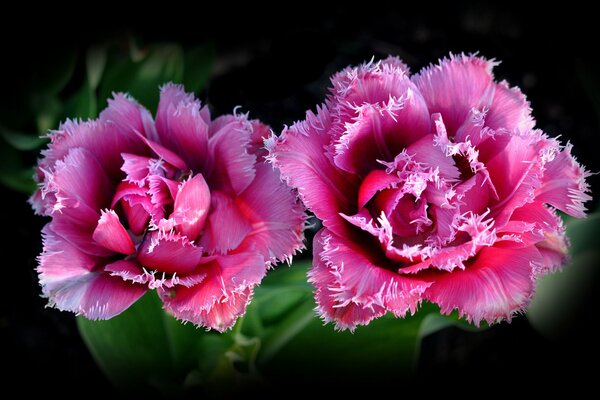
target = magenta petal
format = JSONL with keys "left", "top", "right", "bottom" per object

{"left": 358, "top": 169, "right": 399, "bottom": 209}
{"left": 172, "top": 174, "right": 211, "bottom": 242}
{"left": 412, "top": 54, "right": 496, "bottom": 135}
{"left": 137, "top": 231, "right": 205, "bottom": 274}
{"left": 135, "top": 132, "right": 188, "bottom": 171}
{"left": 41, "top": 147, "right": 111, "bottom": 223}
{"left": 92, "top": 210, "right": 135, "bottom": 255}
{"left": 424, "top": 245, "right": 541, "bottom": 325}
{"left": 333, "top": 91, "right": 431, "bottom": 175}
{"left": 121, "top": 200, "right": 151, "bottom": 236}
{"left": 267, "top": 107, "right": 360, "bottom": 237}
{"left": 236, "top": 162, "right": 306, "bottom": 263}
{"left": 199, "top": 191, "right": 252, "bottom": 254}
{"left": 155, "top": 84, "right": 210, "bottom": 171}
{"left": 160, "top": 252, "right": 265, "bottom": 330}
{"left": 101, "top": 93, "right": 157, "bottom": 142}
{"left": 535, "top": 143, "right": 592, "bottom": 217}
{"left": 39, "top": 224, "right": 146, "bottom": 319}
{"left": 486, "top": 81, "right": 535, "bottom": 133}
{"left": 207, "top": 115, "right": 256, "bottom": 195}
{"left": 310, "top": 229, "right": 431, "bottom": 331}
{"left": 120, "top": 153, "right": 152, "bottom": 186}
{"left": 406, "top": 135, "right": 460, "bottom": 181}
{"left": 106, "top": 259, "right": 206, "bottom": 289}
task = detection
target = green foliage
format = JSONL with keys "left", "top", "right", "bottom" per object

{"left": 0, "top": 40, "right": 214, "bottom": 194}
{"left": 528, "top": 211, "right": 600, "bottom": 338}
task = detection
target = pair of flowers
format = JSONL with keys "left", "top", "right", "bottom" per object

{"left": 31, "top": 54, "right": 591, "bottom": 332}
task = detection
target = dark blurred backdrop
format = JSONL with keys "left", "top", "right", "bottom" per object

{"left": 2, "top": 3, "right": 599, "bottom": 395}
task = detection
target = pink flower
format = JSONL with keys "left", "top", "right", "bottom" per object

{"left": 267, "top": 54, "right": 592, "bottom": 330}
{"left": 31, "top": 84, "right": 305, "bottom": 332}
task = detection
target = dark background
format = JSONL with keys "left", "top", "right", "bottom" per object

{"left": 2, "top": 3, "right": 599, "bottom": 395}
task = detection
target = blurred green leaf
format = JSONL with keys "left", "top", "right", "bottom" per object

{"left": 0, "top": 139, "right": 37, "bottom": 193}
{"left": 183, "top": 45, "right": 215, "bottom": 94}
{"left": 99, "top": 43, "right": 185, "bottom": 111}
{"left": 0, "top": 126, "right": 47, "bottom": 151}
{"left": 86, "top": 46, "right": 107, "bottom": 90}
{"left": 30, "top": 94, "right": 62, "bottom": 134}
{"left": 30, "top": 50, "right": 76, "bottom": 95}
{"left": 77, "top": 291, "right": 200, "bottom": 395}
{"left": 528, "top": 211, "right": 600, "bottom": 338}
{"left": 64, "top": 79, "right": 97, "bottom": 120}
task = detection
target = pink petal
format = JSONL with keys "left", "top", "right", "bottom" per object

{"left": 333, "top": 88, "right": 430, "bottom": 176}
{"left": 178, "top": 288, "right": 252, "bottom": 332}
{"left": 357, "top": 169, "right": 399, "bottom": 209}
{"left": 199, "top": 191, "right": 252, "bottom": 255}
{"left": 207, "top": 115, "right": 256, "bottom": 195}
{"left": 266, "top": 106, "right": 360, "bottom": 237}
{"left": 406, "top": 135, "right": 460, "bottom": 181}
{"left": 172, "top": 174, "right": 211, "bottom": 242}
{"left": 508, "top": 202, "right": 568, "bottom": 273}
{"left": 236, "top": 162, "right": 306, "bottom": 264}
{"left": 101, "top": 93, "right": 157, "bottom": 142}
{"left": 155, "top": 84, "right": 210, "bottom": 171}
{"left": 310, "top": 229, "right": 431, "bottom": 331}
{"left": 134, "top": 132, "right": 188, "bottom": 171}
{"left": 92, "top": 210, "right": 135, "bottom": 255}
{"left": 40, "top": 147, "right": 112, "bottom": 223}
{"left": 249, "top": 120, "right": 272, "bottom": 158}
{"left": 137, "top": 231, "right": 205, "bottom": 274}
{"left": 412, "top": 54, "right": 496, "bottom": 135}
{"left": 424, "top": 245, "right": 542, "bottom": 325}
{"left": 37, "top": 98, "right": 148, "bottom": 187}
{"left": 120, "top": 153, "right": 152, "bottom": 186}
{"left": 486, "top": 80, "right": 535, "bottom": 133}
{"left": 160, "top": 252, "right": 265, "bottom": 330}
{"left": 38, "top": 224, "right": 146, "bottom": 319}
{"left": 120, "top": 200, "right": 151, "bottom": 236}
{"left": 535, "top": 143, "right": 592, "bottom": 217}
{"left": 106, "top": 260, "right": 206, "bottom": 289}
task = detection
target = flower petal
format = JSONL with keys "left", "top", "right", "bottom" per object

{"left": 310, "top": 229, "right": 431, "bottom": 331}
{"left": 155, "top": 83, "right": 210, "bottom": 171}
{"left": 535, "top": 143, "right": 592, "bottom": 218}
{"left": 236, "top": 162, "right": 306, "bottom": 264}
{"left": 412, "top": 54, "right": 496, "bottom": 135}
{"left": 172, "top": 174, "right": 211, "bottom": 242}
{"left": 207, "top": 115, "right": 256, "bottom": 195}
{"left": 92, "top": 209, "right": 135, "bottom": 255}
{"left": 266, "top": 106, "right": 360, "bottom": 237}
{"left": 160, "top": 252, "right": 265, "bottom": 330}
{"left": 137, "top": 230, "right": 205, "bottom": 274}
{"left": 424, "top": 245, "right": 541, "bottom": 325}
{"left": 199, "top": 191, "right": 252, "bottom": 255}
{"left": 38, "top": 224, "right": 146, "bottom": 319}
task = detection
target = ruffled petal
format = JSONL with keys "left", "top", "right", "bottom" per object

{"left": 40, "top": 147, "right": 112, "bottom": 222}
{"left": 38, "top": 224, "right": 146, "bottom": 319}
{"left": 412, "top": 54, "right": 496, "bottom": 135}
{"left": 236, "top": 162, "right": 306, "bottom": 264}
{"left": 137, "top": 230, "right": 206, "bottom": 274}
{"left": 266, "top": 105, "right": 360, "bottom": 236}
{"left": 207, "top": 115, "right": 256, "bottom": 195}
{"left": 199, "top": 191, "right": 252, "bottom": 255}
{"left": 309, "top": 229, "right": 431, "bottom": 331}
{"left": 424, "top": 245, "right": 541, "bottom": 325}
{"left": 172, "top": 174, "right": 211, "bottom": 242}
{"left": 159, "top": 252, "right": 265, "bottom": 331}
{"left": 155, "top": 83, "right": 210, "bottom": 171}
{"left": 535, "top": 143, "right": 592, "bottom": 217}
{"left": 92, "top": 209, "right": 135, "bottom": 255}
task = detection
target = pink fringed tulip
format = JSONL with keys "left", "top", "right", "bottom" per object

{"left": 31, "top": 84, "right": 305, "bottom": 331}
{"left": 268, "top": 54, "right": 592, "bottom": 330}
